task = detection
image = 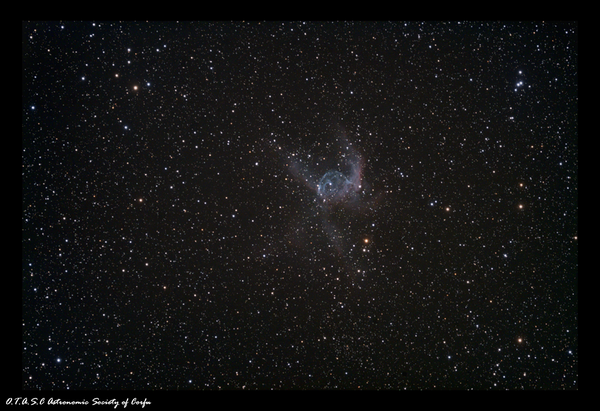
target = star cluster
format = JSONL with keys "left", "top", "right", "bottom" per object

{"left": 22, "top": 21, "right": 577, "bottom": 390}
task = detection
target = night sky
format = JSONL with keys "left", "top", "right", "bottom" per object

{"left": 22, "top": 21, "right": 577, "bottom": 390}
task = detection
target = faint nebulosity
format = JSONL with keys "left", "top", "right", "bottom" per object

{"left": 22, "top": 21, "right": 577, "bottom": 390}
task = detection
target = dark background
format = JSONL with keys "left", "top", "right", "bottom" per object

{"left": 22, "top": 21, "right": 577, "bottom": 390}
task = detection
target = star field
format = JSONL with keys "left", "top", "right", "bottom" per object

{"left": 22, "top": 21, "right": 577, "bottom": 390}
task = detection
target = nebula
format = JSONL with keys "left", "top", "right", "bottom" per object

{"left": 267, "top": 130, "right": 380, "bottom": 285}
{"left": 317, "top": 170, "right": 354, "bottom": 204}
